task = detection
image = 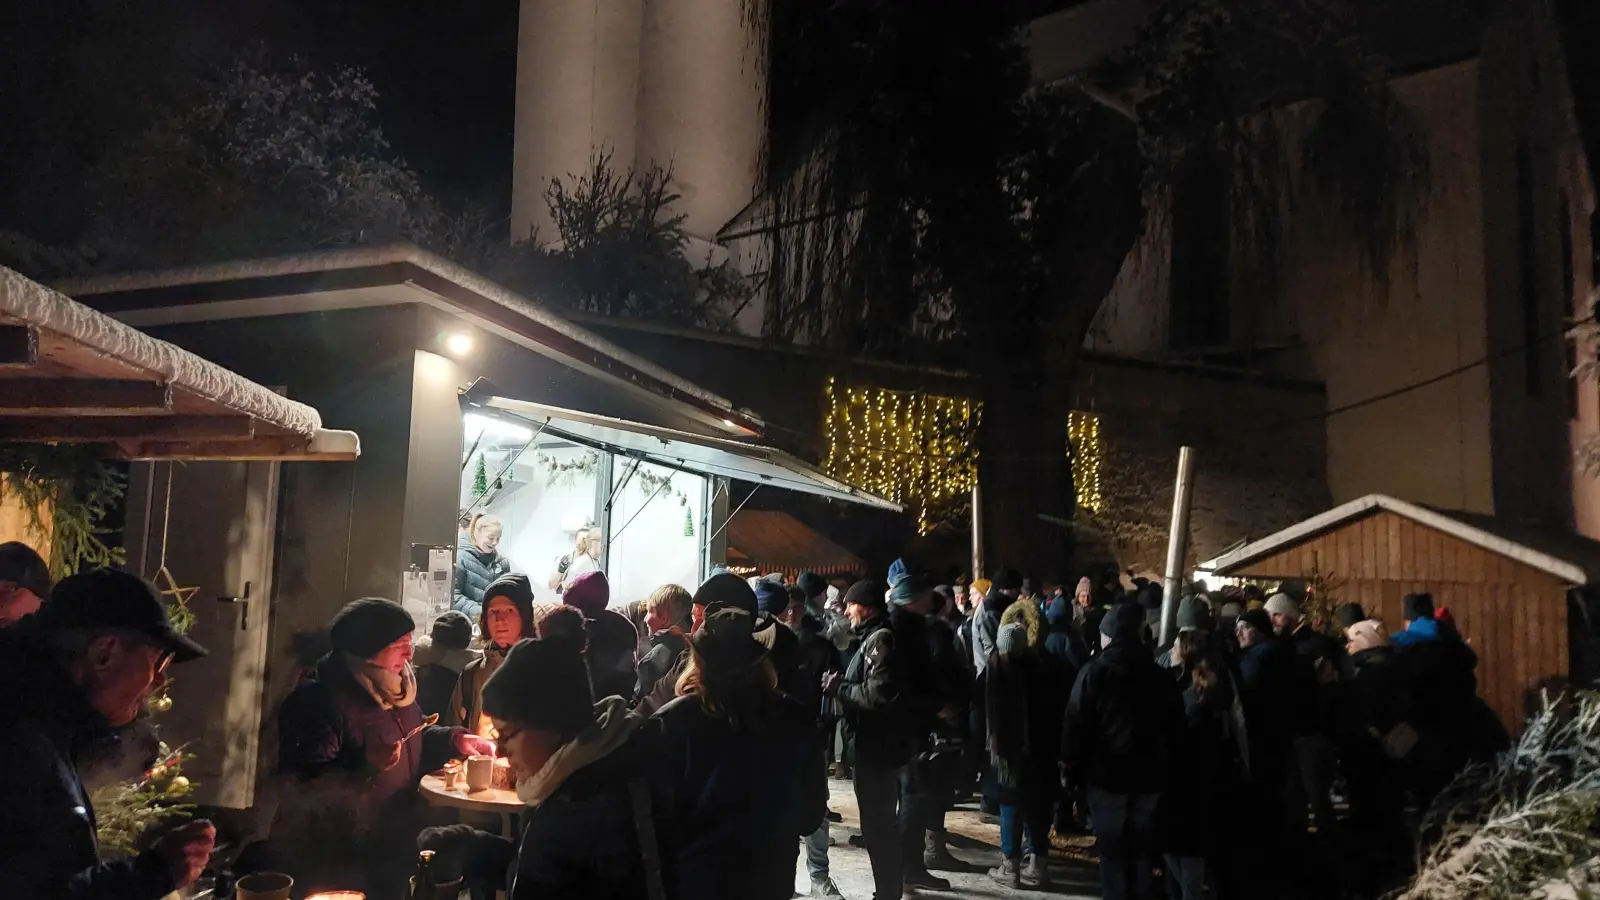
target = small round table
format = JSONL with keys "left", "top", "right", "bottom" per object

{"left": 419, "top": 773, "right": 521, "bottom": 836}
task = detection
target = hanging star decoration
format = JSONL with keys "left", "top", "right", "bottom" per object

{"left": 153, "top": 564, "right": 199, "bottom": 631}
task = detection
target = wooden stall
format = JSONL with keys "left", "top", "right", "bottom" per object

{"left": 1200, "top": 494, "right": 1595, "bottom": 734}
{"left": 726, "top": 509, "right": 865, "bottom": 582}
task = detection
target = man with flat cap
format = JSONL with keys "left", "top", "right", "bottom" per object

{"left": 0, "top": 568, "right": 215, "bottom": 900}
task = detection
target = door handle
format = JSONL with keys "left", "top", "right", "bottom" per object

{"left": 218, "top": 581, "right": 252, "bottom": 630}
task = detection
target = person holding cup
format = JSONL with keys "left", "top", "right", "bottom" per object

{"left": 268, "top": 598, "right": 494, "bottom": 898}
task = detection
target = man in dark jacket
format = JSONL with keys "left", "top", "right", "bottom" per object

{"left": 272, "top": 598, "right": 492, "bottom": 897}
{"left": 1063, "top": 603, "right": 1183, "bottom": 900}
{"left": 823, "top": 579, "right": 922, "bottom": 900}
{"left": 782, "top": 583, "right": 846, "bottom": 897}
{"left": 0, "top": 569, "right": 214, "bottom": 900}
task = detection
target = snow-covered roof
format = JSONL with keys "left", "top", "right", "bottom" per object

{"left": 0, "top": 265, "right": 358, "bottom": 461}
{"left": 55, "top": 244, "right": 763, "bottom": 439}
{"left": 1198, "top": 494, "right": 1600, "bottom": 585}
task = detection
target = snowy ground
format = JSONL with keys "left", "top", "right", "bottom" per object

{"left": 798, "top": 778, "right": 1104, "bottom": 899}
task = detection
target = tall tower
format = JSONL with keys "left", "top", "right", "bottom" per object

{"left": 512, "top": 0, "right": 766, "bottom": 253}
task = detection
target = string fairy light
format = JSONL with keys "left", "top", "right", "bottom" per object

{"left": 822, "top": 378, "right": 1104, "bottom": 534}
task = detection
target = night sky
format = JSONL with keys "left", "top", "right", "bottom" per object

{"left": 1, "top": 0, "right": 1597, "bottom": 246}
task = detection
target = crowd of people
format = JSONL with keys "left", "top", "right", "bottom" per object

{"left": 0, "top": 534, "right": 1511, "bottom": 900}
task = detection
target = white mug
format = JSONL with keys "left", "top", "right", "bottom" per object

{"left": 465, "top": 754, "right": 495, "bottom": 792}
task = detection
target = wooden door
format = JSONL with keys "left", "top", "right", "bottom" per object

{"left": 124, "top": 459, "right": 280, "bottom": 809}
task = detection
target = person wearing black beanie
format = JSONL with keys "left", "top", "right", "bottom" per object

{"left": 1061, "top": 578, "right": 1184, "bottom": 900}
{"left": 452, "top": 574, "right": 537, "bottom": 735}
{"left": 424, "top": 623, "right": 669, "bottom": 900}
{"left": 272, "top": 598, "right": 492, "bottom": 898}
{"left": 693, "top": 572, "right": 759, "bottom": 628}
{"left": 415, "top": 610, "right": 479, "bottom": 717}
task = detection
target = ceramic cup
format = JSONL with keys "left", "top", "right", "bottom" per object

{"left": 439, "top": 767, "right": 461, "bottom": 790}
{"left": 465, "top": 754, "right": 495, "bottom": 792}
{"left": 235, "top": 872, "right": 294, "bottom": 900}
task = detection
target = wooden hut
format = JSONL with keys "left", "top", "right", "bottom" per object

{"left": 1199, "top": 494, "right": 1598, "bottom": 734}
{"left": 726, "top": 509, "right": 865, "bottom": 582}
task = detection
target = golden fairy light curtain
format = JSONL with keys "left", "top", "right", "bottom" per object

{"left": 822, "top": 378, "right": 1103, "bottom": 533}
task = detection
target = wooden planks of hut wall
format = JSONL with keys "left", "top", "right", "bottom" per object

{"left": 1228, "top": 510, "right": 1570, "bottom": 734}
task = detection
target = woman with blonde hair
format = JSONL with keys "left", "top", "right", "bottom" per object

{"left": 454, "top": 513, "right": 515, "bottom": 618}
{"left": 656, "top": 607, "right": 827, "bottom": 900}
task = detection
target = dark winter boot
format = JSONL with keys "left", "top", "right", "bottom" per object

{"left": 923, "top": 830, "right": 959, "bottom": 871}
{"left": 902, "top": 867, "right": 952, "bottom": 891}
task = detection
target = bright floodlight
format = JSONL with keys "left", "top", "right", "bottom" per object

{"left": 446, "top": 333, "right": 474, "bottom": 355}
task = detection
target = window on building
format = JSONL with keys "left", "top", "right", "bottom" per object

{"left": 1516, "top": 142, "right": 1540, "bottom": 396}
{"left": 1169, "top": 156, "right": 1232, "bottom": 352}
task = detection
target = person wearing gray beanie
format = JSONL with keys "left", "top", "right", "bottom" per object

{"left": 1264, "top": 593, "right": 1300, "bottom": 635}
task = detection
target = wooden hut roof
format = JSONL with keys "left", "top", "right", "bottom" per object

{"left": 0, "top": 265, "right": 358, "bottom": 461}
{"left": 1199, "top": 494, "right": 1600, "bottom": 586}
{"left": 727, "top": 510, "right": 864, "bottom": 576}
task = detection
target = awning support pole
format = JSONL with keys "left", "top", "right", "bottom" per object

{"left": 1159, "top": 446, "right": 1198, "bottom": 648}
{"left": 707, "top": 485, "right": 761, "bottom": 546}
{"left": 606, "top": 456, "right": 643, "bottom": 514}
{"left": 609, "top": 468, "right": 673, "bottom": 544}
{"left": 971, "top": 480, "right": 985, "bottom": 580}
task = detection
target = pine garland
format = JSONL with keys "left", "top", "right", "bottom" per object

{"left": 0, "top": 443, "right": 126, "bottom": 577}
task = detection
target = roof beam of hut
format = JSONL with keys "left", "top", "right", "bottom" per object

{"left": 0, "top": 414, "right": 255, "bottom": 443}
{"left": 0, "top": 378, "right": 174, "bottom": 415}
{"left": 0, "top": 326, "right": 40, "bottom": 368}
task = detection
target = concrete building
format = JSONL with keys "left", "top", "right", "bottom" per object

{"left": 1047, "top": 0, "right": 1597, "bottom": 536}
{"left": 510, "top": 0, "right": 765, "bottom": 272}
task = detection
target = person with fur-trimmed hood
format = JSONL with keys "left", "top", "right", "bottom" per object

{"left": 450, "top": 574, "right": 537, "bottom": 736}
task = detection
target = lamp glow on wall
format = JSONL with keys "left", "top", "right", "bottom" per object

{"left": 444, "top": 332, "right": 474, "bottom": 356}
{"left": 822, "top": 377, "right": 1103, "bottom": 534}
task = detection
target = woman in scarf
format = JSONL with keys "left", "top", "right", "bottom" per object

{"left": 269, "top": 598, "right": 492, "bottom": 897}
{"left": 421, "top": 606, "right": 670, "bottom": 899}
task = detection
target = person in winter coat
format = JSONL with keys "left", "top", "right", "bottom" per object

{"left": 971, "top": 569, "right": 1021, "bottom": 675}
{"left": 1335, "top": 621, "right": 1413, "bottom": 896}
{"left": 919, "top": 578, "right": 975, "bottom": 874}
{"left": 272, "top": 598, "right": 492, "bottom": 897}
{"left": 986, "top": 622, "right": 1072, "bottom": 889}
{"left": 781, "top": 586, "right": 847, "bottom": 898}
{"left": 822, "top": 579, "right": 920, "bottom": 900}
{"left": 1264, "top": 593, "right": 1340, "bottom": 843}
{"left": 450, "top": 574, "right": 537, "bottom": 736}
{"left": 0, "top": 569, "right": 214, "bottom": 900}
{"left": 1161, "top": 629, "right": 1249, "bottom": 900}
{"left": 421, "top": 607, "right": 670, "bottom": 900}
{"left": 1062, "top": 603, "right": 1184, "bottom": 900}
{"left": 415, "top": 610, "right": 478, "bottom": 717}
{"left": 634, "top": 584, "right": 693, "bottom": 713}
{"left": 454, "top": 513, "right": 515, "bottom": 619}
{"left": 1234, "top": 608, "right": 1298, "bottom": 792}
{"left": 753, "top": 580, "right": 806, "bottom": 697}
{"left": 656, "top": 608, "right": 828, "bottom": 900}
{"left": 559, "top": 571, "right": 640, "bottom": 701}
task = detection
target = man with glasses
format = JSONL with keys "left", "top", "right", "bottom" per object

{"left": 0, "top": 567, "right": 215, "bottom": 900}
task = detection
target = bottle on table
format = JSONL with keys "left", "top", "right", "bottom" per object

{"left": 409, "top": 849, "right": 435, "bottom": 900}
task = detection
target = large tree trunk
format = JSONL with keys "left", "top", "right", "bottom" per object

{"left": 976, "top": 115, "right": 1143, "bottom": 582}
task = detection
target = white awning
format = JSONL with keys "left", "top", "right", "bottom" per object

{"left": 480, "top": 396, "right": 901, "bottom": 512}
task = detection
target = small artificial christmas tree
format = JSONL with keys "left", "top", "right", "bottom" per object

{"left": 473, "top": 455, "right": 488, "bottom": 497}
{"left": 683, "top": 505, "right": 695, "bottom": 537}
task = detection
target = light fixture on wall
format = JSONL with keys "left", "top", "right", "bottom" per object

{"left": 445, "top": 333, "right": 474, "bottom": 356}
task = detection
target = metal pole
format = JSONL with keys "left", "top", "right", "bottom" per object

{"left": 971, "top": 480, "right": 985, "bottom": 579}
{"left": 1159, "top": 446, "right": 1198, "bottom": 648}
